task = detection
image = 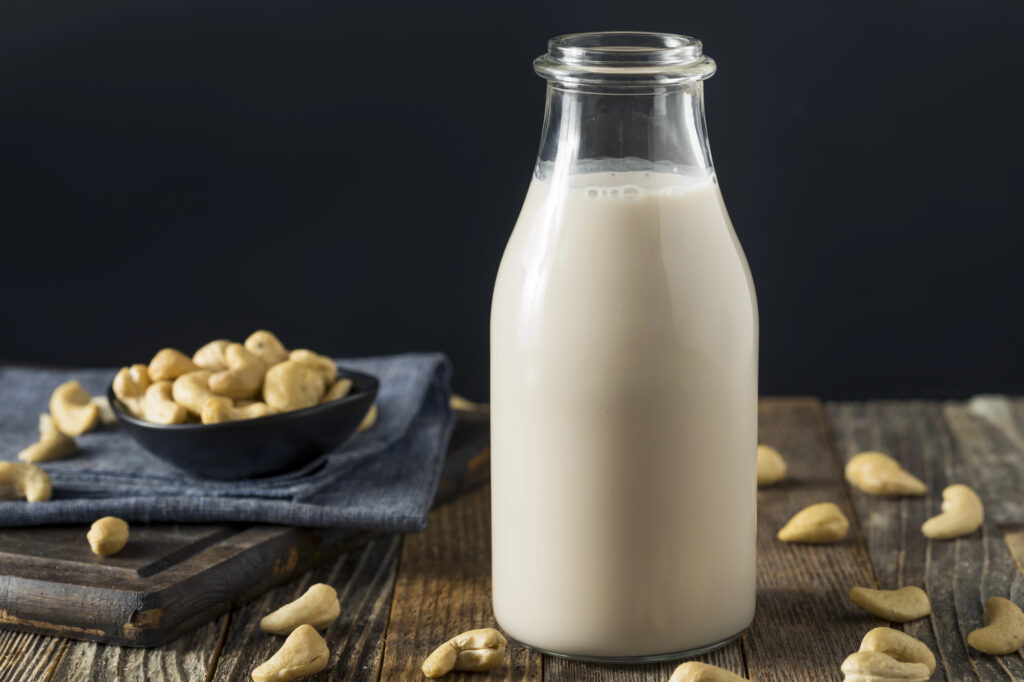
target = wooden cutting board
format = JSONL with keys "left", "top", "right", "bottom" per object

{"left": 0, "top": 414, "right": 489, "bottom": 648}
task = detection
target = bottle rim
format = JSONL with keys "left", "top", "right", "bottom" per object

{"left": 534, "top": 31, "right": 716, "bottom": 87}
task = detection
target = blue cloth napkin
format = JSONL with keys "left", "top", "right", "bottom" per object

{"left": 0, "top": 353, "right": 454, "bottom": 530}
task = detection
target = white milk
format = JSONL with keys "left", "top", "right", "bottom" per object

{"left": 490, "top": 169, "right": 758, "bottom": 658}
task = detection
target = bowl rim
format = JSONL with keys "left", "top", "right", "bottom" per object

{"left": 107, "top": 366, "right": 379, "bottom": 432}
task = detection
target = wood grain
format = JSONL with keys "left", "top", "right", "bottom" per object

{"left": 379, "top": 486, "right": 542, "bottom": 682}
{"left": 210, "top": 534, "right": 401, "bottom": 682}
{"left": 828, "top": 401, "right": 1024, "bottom": 680}
{"left": 0, "top": 629, "right": 67, "bottom": 682}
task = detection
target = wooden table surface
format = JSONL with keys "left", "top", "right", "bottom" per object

{"left": 2, "top": 397, "right": 1023, "bottom": 681}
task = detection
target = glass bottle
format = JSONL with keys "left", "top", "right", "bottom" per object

{"left": 490, "top": 32, "right": 758, "bottom": 662}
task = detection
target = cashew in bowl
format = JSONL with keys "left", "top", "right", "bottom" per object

{"left": 845, "top": 451, "right": 927, "bottom": 497}
{"left": 289, "top": 349, "right": 338, "bottom": 384}
{"left": 208, "top": 343, "right": 266, "bottom": 400}
{"left": 113, "top": 364, "right": 153, "bottom": 417}
{"left": 87, "top": 516, "right": 129, "bottom": 556}
{"left": 859, "top": 627, "right": 936, "bottom": 674}
{"left": 260, "top": 583, "right": 341, "bottom": 635}
{"left": 849, "top": 586, "right": 931, "bottom": 622}
{"left": 172, "top": 370, "right": 215, "bottom": 416}
{"left": 147, "top": 348, "right": 199, "bottom": 382}
{"left": 263, "top": 360, "right": 327, "bottom": 412}
{"left": 967, "top": 596, "right": 1024, "bottom": 655}
{"left": 422, "top": 628, "right": 507, "bottom": 678}
{"left": 757, "top": 444, "right": 787, "bottom": 487}
{"left": 668, "top": 661, "right": 749, "bottom": 681}
{"left": 321, "top": 378, "right": 353, "bottom": 404}
{"left": 0, "top": 461, "right": 53, "bottom": 502}
{"left": 357, "top": 403, "right": 379, "bottom": 433}
{"left": 777, "top": 502, "right": 849, "bottom": 543}
{"left": 192, "top": 339, "right": 231, "bottom": 371}
{"left": 921, "top": 484, "right": 984, "bottom": 539}
{"left": 245, "top": 330, "right": 290, "bottom": 367}
{"left": 840, "top": 650, "right": 930, "bottom": 682}
{"left": 49, "top": 380, "right": 101, "bottom": 436}
{"left": 201, "top": 397, "right": 276, "bottom": 424}
{"left": 18, "top": 413, "right": 77, "bottom": 463}
{"left": 251, "top": 623, "right": 329, "bottom": 682}
{"left": 141, "top": 381, "right": 189, "bottom": 425}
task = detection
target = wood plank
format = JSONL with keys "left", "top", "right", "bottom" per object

{"left": 828, "top": 401, "right": 1024, "bottom": 681}
{"left": 0, "top": 629, "right": 67, "bottom": 682}
{"left": 543, "top": 641, "right": 745, "bottom": 681}
{"left": 379, "top": 486, "right": 542, "bottom": 681}
{"left": 209, "top": 534, "right": 401, "bottom": 682}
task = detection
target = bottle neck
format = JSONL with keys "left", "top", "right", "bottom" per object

{"left": 535, "top": 83, "right": 714, "bottom": 181}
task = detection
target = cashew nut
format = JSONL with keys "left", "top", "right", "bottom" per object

{"left": 921, "top": 484, "right": 984, "bottom": 539}
{"left": 845, "top": 452, "right": 927, "bottom": 497}
{"left": 449, "top": 394, "right": 489, "bottom": 414}
{"left": 967, "top": 596, "right": 1024, "bottom": 655}
{"left": 49, "top": 380, "right": 101, "bottom": 436}
{"left": 263, "top": 360, "right": 327, "bottom": 412}
{"left": 668, "top": 661, "right": 749, "bottom": 681}
{"left": 757, "top": 444, "right": 787, "bottom": 487}
{"left": 245, "top": 330, "right": 290, "bottom": 367}
{"left": 289, "top": 349, "right": 338, "bottom": 384}
{"left": 777, "top": 502, "right": 850, "bottom": 543}
{"left": 422, "top": 628, "right": 507, "bottom": 678}
{"left": 141, "top": 381, "right": 189, "bottom": 425}
{"left": 113, "top": 364, "right": 152, "bottom": 417}
{"left": 147, "top": 347, "right": 199, "bottom": 382}
{"left": 92, "top": 396, "right": 118, "bottom": 426}
{"left": 201, "top": 396, "right": 276, "bottom": 424}
{"left": 172, "top": 370, "right": 215, "bottom": 416}
{"left": 840, "top": 651, "right": 930, "bottom": 682}
{"left": 260, "top": 583, "right": 340, "bottom": 635}
{"left": 859, "top": 627, "right": 936, "bottom": 674}
{"left": 192, "top": 339, "right": 231, "bottom": 371}
{"left": 209, "top": 343, "right": 266, "bottom": 400}
{"left": 18, "top": 413, "right": 77, "bottom": 463}
{"left": 251, "top": 623, "right": 329, "bottom": 682}
{"left": 321, "top": 378, "right": 353, "bottom": 404}
{"left": 0, "top": 461, "right": 53, "bottom": 502}
{"left": 87, "top": 516, "right": 129, "bottom": 556}
{"left": 849, "top": 586, "right": 931, "bottom": 622}
{"left": 357, "top": 403, "right": 378, "bottom": 433}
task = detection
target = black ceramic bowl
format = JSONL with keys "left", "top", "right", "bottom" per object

{"left": 108, "top": 367, "right": 379, "bottom": 479}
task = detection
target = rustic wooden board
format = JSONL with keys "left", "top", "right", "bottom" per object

{"left": 828, "top": 401, "right": 1024, "bottom": 680}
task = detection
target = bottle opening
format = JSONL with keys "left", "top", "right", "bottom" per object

{"left": 535, "top": 31, "right": 716, "bottom": 89}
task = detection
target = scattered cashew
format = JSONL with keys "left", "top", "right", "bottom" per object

{"left": 422, "top": 628, "right": 507, "bottom": 678}
{"left": 321, "top": 378, "right": 353, "bottom": 404}
{"left": 260, "top": 583, "right": 341, "bottom": 635}
{"left": 357, "top": 404, "right": 379, "bottom": 433}
{"left": 209, "top": 343, "right": 266, "bottom": 400}
{"left": 757, "top": 445, "right": 787, "bottom": 487}
{"left": 845, "top": 451, "right": 927, "bottom": 497}
{"left": 251, "top": 623, "right": 329, "bottom": 682}
{"left": 263, "top": 360, "right": 327, "bottom": 412}
{"left": 849, "top": 586, "right": 931, "bottom": 622}
{"left": 967, "top": 596, "right": 1024, "bottom": 655}
{"left": 0, "top": 461, "right": 53, "bottom": 502}
{"left": 668, "top": 661, "right": 749, "bottom": 681}
{"left": 18, "top": 413, "right": 77, "bottom": 463}
{"left": 449, "top": 394, "right": 489, "bottom": 413}
{"left": 139, "top": 381, "right": 189, "bottom": 425}
{"left": 245, "top": 330, "right": 290, "bottom": 367}
{"left": 777, "top": 502, "right": 849, "bottom": 543}
{"left": 840, "top": 650, "right": 930, "bottom": 682}
{"left": 289, "top": 349, "right": 338, "bottom": 384}
{"left": 93, "top": 396, "right": 118, "bottom": 426}
{"left": 172, "top": 370, "right": 216, "bottom": 416}
{"left": 201, "top": 397, "right": 276, "bottom": 424}
{"left": 49, "top": 380, "right": 101, "bottom": 436}
{"left": 87, "top": 516, "right": 129, "bottom": 556}
{"left": 859, "top": 627, "right": 936, "bottom": 674}
{"left": 921, "top": 484, "right": 984, "bottom": 539}
{"left": 113, "top": 364, "right": 152, "bottom": 417}
{"left": 192, "top": 339, "right": 231, "bottom": 371}
{"left": 147, "top": 348, "right": 199, "bottom": 382}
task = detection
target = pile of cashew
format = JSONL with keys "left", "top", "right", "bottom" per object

{"left": 422, "top": 628, "right": 507, "bottom": 678}
{"left": 16, "top": 380, "right": 115, "bottom": 465}
{"left": 111, "top": 330, "right": 377, "bottom": 428}
{"left": 840, "top": 627, "right": 936, "bottom": 682}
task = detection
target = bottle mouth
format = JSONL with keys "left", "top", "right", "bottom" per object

{"left": 534, "top": 31, "right": 716, "bottom": 89}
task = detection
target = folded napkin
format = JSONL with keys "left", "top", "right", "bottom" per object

{"left": 0, "top": 353, "right": 454, "bottom": 530}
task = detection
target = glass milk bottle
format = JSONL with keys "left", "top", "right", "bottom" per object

{"left": 490, "top": 32, "right": 758, "bottom": 661}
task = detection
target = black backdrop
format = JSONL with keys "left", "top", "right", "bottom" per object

{"left": 2, "top": 1, "right": 1022, "bottom": 399}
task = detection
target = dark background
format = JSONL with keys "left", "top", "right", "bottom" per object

{"left": 2, "top": 1, "right": 1022, "bottom": 400}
